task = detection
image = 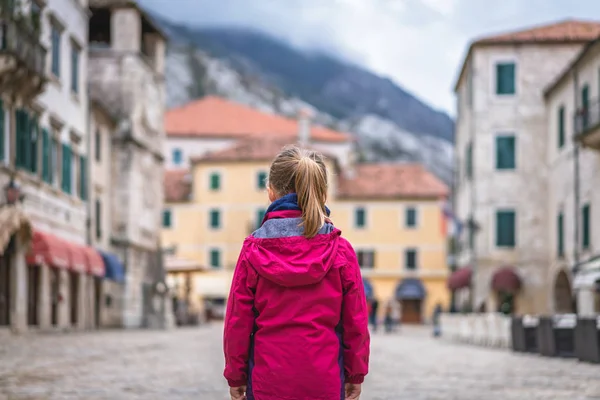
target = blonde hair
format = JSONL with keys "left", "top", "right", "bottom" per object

{"left": 268, "top": 145, "right": 328, "bottom": 239}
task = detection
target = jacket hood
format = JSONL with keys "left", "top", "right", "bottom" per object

{"left": 246, "top": 213, "right": 342, "bottom": 288}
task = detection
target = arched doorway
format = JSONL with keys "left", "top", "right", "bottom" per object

{"left": 554, "top": 270, "right": 575, "bottom": 313}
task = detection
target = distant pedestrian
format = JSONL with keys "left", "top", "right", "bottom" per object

{"left": 370, "top": 299, "right": 379, "bottom": 332}
{"left": 432, "top": 303, "right": 442, "bottom": 337}
{"left": 223, "top": 145, "right": 370, "bottom": 400}
{"left": 384, "top": 303, "right": 393, "bottom": 333}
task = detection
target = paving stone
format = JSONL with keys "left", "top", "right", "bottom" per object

{"left": 0, "top": 325, "right": 599, "bottom": 399}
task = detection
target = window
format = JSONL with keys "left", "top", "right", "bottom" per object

{"left": 405, "top": 249, "right": 417, "bottom": 270}
{"left": 172, "top": 148, "right": 182, "bottom": 165}
{"left": 496, "top": 62, "right": 515, "bottom": 95}
{"left": 257, "top": 171, "right": 267, "bottom": 190}
{"left": 209, "top": 209, "right": 221, "bottom": 229}
{"left": 210, "top": 249, "right": 221, "bottom": 268}
{"left": 256, "top": 208, "right": 266, "bottom": 228}
{"left": 70, "top": 43, "right": 80, "bottom": 93}
{"left": 496, "top": 210, "right": 516, "bottom": 247}
{"left": 162, "top": 209, "right": 172, "bottom": 228}
{"left": 465, "top": 142, "right": 473, "bottom": 179}
{"left": 209, "top": 172, "right": 220, "bottom": 190}
{"left": 94, "top": 129, "right": 101, "bottom": 162}
{"left": 582, "top": 203, "right": 591, "bottom": 250}
{"left": 557, "top": 106, "right": 565, "bottom": 149}
{"left": 355, "top": 207, "right": 366, "bottom": 228}
{"left": 79, "top": 156, "right": 87, "bottom": 200}
{"left": 15, "top": 109, "right": 38, "bottom": 174}
{"left": 41, "top": 129, "right": 52, "bottom": 183}
{"left": 557, "top": 212, "right": 564, "bottom": 257}
{"left": 496, "top": 135, "right": 516, "bottom": 170}
{"left": 51, "top": 24, "right": 61, "bottom": 77}
{"left": 95, "top": 200, "right": 102, "bottom": 239}
{"left": 356, "top": 250, "right": 375, "bottom": 269}
{"left": 405, "top": 207, "right": 417, "bottom": 228}
{"left": 61, "top": 143, "right": 71, "bottom": 193}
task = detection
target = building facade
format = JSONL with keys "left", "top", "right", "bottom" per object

{"left": 545, "top": 36, "right": 600, "bottom": 316}
{"left": 87, "top": 0, "right": 170, "bottom": 329}
{"left": 162, "top": 98, "right": 450, "bottom": 323}
{"left": 452, "top": 20, "right": 600, "bottom": 315}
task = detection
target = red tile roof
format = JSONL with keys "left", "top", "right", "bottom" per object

{"left": 454, "top": 19, "right": 600, "bottom": 91}
{"left": 337, "top": 164, "right": 448, "bottom": 200}
{"left": 164, "top": 169, "right": 192, "bottom": 203}
{"left": 165, "top": 96, "right": 350, "bottom": 143}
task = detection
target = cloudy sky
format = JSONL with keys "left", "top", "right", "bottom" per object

{"left": 140, "top": 0, "right": 600, "bottom": 115}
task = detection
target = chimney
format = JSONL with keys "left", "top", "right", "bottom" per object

{"left": 297, "top": 107, "right": 312, "bottom": 146}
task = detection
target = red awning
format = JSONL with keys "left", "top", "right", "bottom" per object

{"left": 447, "top": 267, "right": 472, "bottom": 290}
{"left": 26, "top": 230, "right": 69, "bottom": 268}
{"left": 68, "top": 243, "right": 88, "bottom": 273}
{"left": 83, "top": 247, "right": 105, "bottom": 277}
{"left": 491, "top": 266, "right": 521, "bottom": 292}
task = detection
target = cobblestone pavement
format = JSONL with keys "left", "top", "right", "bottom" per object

{"left": 1, "top": 324, "right": 600, "bottom": 400}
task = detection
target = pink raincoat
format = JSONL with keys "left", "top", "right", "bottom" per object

{"left": 223, "top": 207, "right": 370, "bottom": 400}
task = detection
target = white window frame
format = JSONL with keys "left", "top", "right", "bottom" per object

{"left": 490, "top": 55, "right": 518, "bottom": 100}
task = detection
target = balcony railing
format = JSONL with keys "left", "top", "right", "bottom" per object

{"left": 574, "top": 100, "right": 600, "bottom": 138}
{"left": 0, "top": 14, "right": 46, "bottom": 81}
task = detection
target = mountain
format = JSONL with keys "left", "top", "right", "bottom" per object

{"left": 153, "top": 14, "right": 455, "bottom": 184}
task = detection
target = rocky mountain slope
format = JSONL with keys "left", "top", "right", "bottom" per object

{"left": 155, "top": 15, "right": 455, "bottom": 185}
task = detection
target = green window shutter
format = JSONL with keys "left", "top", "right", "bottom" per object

{"left": 582, "top": 204, "right": 591, "bottom": 249}
{"left": 50, "top": 138, "right": 57, "bottom": 185}
{"left": 210, "top": 249, "right": 220, "bottom": 268}
{"left": 406, "top": 207, "right": 417, "bottom": 227}
{"left": 51, "top": 26, "right": 60, "bottom": 77}
{"left": 558, "top": 106, "right": 565, "bottom": 149}
{"left": 496, "top": 136, "right": 516, "bottom": 170}
{"left": 79, "top": 156, "right": 87, "bottom": 199}
{"left": 162, "top": 210, "right": 172, "bottom": 228}
{"left": 210, "top": 173, "right": 220, "bottom": 190}
{"left": 582, "top": 85, "right": 590, "bottom": 129}
{"left": 557, "top": 213, "right": 564, "bottom": 257}
{"left": 61, "top": 143, "right": 71, "bottom": 193}
{"left": 0, "top": 100, "right": 4, "bottom": 162}
{"left": 71, "top": 46, "right": 79, "bottom": 93}
{"left": 405, "top": 249, "right": 417, "bottom": 270}
{"left": 95, "top": 200, "right": 102, "bottom": 239}
{"left": 15, "top": 110, "right": 25, "bottom": 169}
{"left": 257, "top": 171, "right": 267, "bottom": 189}
{"left": 496, "top": 63, "right": 515, "bottom": 95}
{"left": 256, "top": 208, "right": 266, "bottom": 228}
{"left": 42, "top": 129, "right": 52, "bottom": 183}
{"left": 466, "top": 142, "right": 473, "bottom": 179}
{"left": 355, "top": 207, "right": 366, "bottom": 227}
{"left": 29, "top": 117, "right": 38, "bottom": 174}
{"left": 210, "top": 209, "right": 220, "bottom": 228}
{"left": 496, "top": 210, "right": 516, "bottom": 247}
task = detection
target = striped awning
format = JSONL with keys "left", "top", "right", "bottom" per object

{"left": 0, "top": 205, "right": 32, "bottom": 256}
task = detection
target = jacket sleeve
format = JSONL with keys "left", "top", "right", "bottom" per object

{"left": 223, "top": 246, "right": 256, "bottom": 387}
{"left": 340, "top": 240, "right": 370, "bottom": 384}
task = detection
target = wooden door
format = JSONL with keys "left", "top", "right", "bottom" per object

{"left": 94, "top": 278, "right": 101, "bottom": 328}
{"left": 27, "top": 265, "right": 40, "bottom": 326}
{"left": 50, "top": 268, "right": 59, "bottom": 326}
{"left": 0, "top": 256, "right": 10, "bottom": 326}
{"left": 69, "top": 272, "right": 78, "bottom": 325}
{"left": 401, "top": 300, "right": 422, "bottom": 324}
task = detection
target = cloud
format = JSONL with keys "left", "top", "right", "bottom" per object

{"left": 140, "top": 0, "right": 600, "bottom": 115}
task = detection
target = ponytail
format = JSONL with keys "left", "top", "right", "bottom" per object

{"left": 295, "top": 156, "right": 328, "bottom": 238}
{"left": 269, "top": 145, "right": 329, "bottom": 239}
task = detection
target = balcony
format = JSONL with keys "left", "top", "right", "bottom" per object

{"left": 574, "top": 100, "right": 600, "bottom": 150}
{"left": 0, "top": 13, "right": 47, "bottom": 100}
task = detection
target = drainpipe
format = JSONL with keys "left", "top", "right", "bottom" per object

{"left": 573, "top": 71, "right": 581, "bottom": 271}
{"left": 85, "top": 86, "right": 92, "bottom": 247}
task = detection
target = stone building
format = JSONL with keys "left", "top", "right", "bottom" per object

{"left": 544, "top": 35, "right": 600, "bottom": 316}
{"left": 87, "top": 0, "right": 170, "bottom": 328}
{"left": 452, "top": 20, "right": 600, "bottom": 315}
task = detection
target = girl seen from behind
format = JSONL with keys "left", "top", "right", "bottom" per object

{"left": 223, "top": 145, "right": 370, "bottom": 400}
